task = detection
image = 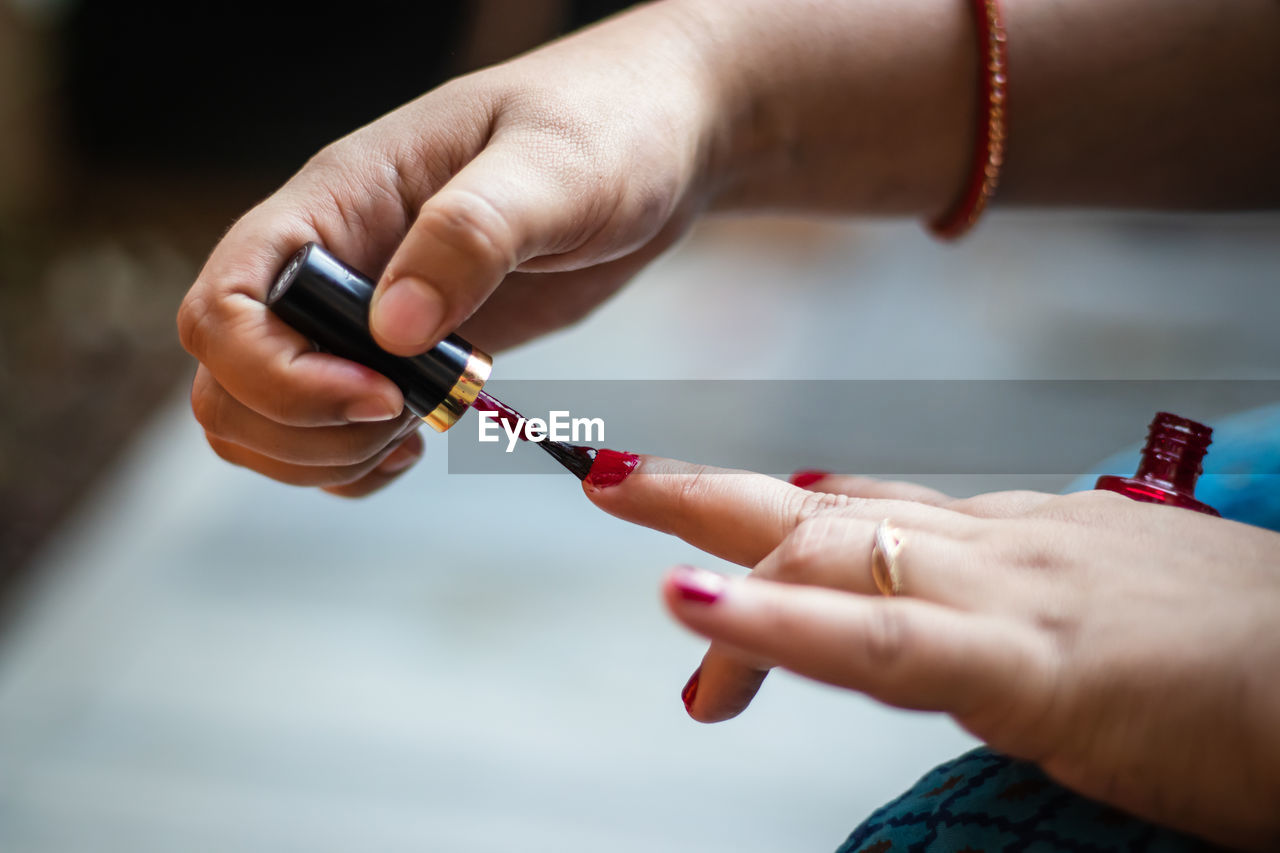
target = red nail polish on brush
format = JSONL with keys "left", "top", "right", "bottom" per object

{"left": 789, "top": 469, "right": 830, "bottom": 489}
{"left": 585, "top": 449, "right": 640, "bottom": 489}
{"left": 471, "top": 391, "right": 599, "bottom": 479}
{"left": 1095, "top": 411, "right": 1219, "bottom": 516}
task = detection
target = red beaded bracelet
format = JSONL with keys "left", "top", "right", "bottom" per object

{"left": 929, "top": 0, "right": 1008, "bottom": 240}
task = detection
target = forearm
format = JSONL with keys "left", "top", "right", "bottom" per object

{"left": 678, "top": 0, "right": 1280, "bottom": 214}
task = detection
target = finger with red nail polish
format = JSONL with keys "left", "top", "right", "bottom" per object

{"left": 584, "top": 455, "right": 834, "bottom": 568}
{"left": 664, "top": 566, "right": 774, "bottom": 723}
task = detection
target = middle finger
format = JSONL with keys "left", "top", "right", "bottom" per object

{"left": 192, "top": 366, "right": 417, "bottom": 466}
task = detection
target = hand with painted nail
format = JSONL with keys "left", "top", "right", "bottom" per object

{"left": 177, "top": 0, "right": 1280, "bottom": 496}
{"left": 585, "top": 455, "right": 1280, "bottom": 849}
{"left": 176, "top": 3, "right": 720, "bottom": 495}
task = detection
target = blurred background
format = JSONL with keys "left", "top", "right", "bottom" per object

{"left": 0, "top": 2, "right": 1277, "bottom": 851}
{"left": 0, "top": 0, "right": 630, "bottom": 582}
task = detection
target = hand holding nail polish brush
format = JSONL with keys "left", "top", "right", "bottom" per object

{"left": 267, "top": 243, "right": 629, "bottom": 481}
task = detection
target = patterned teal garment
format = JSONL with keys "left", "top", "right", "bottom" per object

{"left": 834, "top": 748, "right": 1217, "bottom": 853}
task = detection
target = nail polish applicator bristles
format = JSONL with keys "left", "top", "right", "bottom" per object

{"left": 470, "top": 391, "right": 597, "bottom": 479}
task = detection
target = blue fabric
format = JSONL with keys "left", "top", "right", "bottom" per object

{"left": 835, "top": 748, "right": 1215, "bottom": 852}
{"left": 1066, "top": 402, "right": 1280, "bottom": 532}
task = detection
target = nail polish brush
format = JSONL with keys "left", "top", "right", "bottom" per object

{"left": 267, "top": 242, "right": 597, "bottom": 478}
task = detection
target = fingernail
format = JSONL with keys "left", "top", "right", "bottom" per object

{"left": 789, "top": 469, "right": 830, "bottom": 489}
{"left": 371, "top": 275, "right": 446, "bottom": 350}
{"left": 681, "top": 666, "right": 701, "bottom": 713}
{"left": 378, "top": 439, "right": 421, "bottom": 475}
{"left": 670, "top": 564, "right": 726, "bottom": 604}
{"left": 584, "top": 449, "right": 640, "bottom": 489}
{"left": 346, "top": 396, "right": 402, "bottom": 423}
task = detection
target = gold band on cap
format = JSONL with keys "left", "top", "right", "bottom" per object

{"left": 421, "top": 347, "right": 492, "bottom": 432}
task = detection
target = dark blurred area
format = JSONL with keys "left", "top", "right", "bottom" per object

{"left": 62, "top": 3, "right": 466, "bottom": 171}
{"left": 0, "top": 0, "right": 631, "bottom": 603}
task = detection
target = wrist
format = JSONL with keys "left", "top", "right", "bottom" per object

{"left": 673, "top": 0, "right": 978, "bottom": 218}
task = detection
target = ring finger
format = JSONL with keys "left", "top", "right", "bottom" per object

{"left": 204, "top": 422, "right": 422, "bottom": 489}
{"left": 757, "top": 512, "right": 1006, "bottom": 609}
{"left": 687, "top": 512, "right": 1017, "bottom": 723}
{"left": 192, "top": 366, "right": 417, "bottom": 465}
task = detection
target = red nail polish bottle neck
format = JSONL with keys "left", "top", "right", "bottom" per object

{"left": 1095, "top": 411, "right": 1219, "bottom": 516}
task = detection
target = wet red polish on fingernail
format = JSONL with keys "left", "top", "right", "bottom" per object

{"left": 671, "top": 565, "right": 725, "bottom": 604}
{"left": 584, "top": 449, "right": 640, "bottom": 489}
{"left": 789, "top": 469, "right": 830, "bottom": 489}
{"left": 681, "top": 667, "right": 701, "bottom": 713}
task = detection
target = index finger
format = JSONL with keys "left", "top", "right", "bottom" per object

{"left": 178, "top": 203, "right": 405, "bottom": 427}
{"left": 584, "top": 455, "right": 956, "bottom": 568}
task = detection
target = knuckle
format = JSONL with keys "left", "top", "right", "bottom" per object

{"left": 668, "top": 466, "right": 727, "bottom": 540}
{"left": 416, "top": 189, "right": 519, "bottom": 272}
{"left": 204, "top": 433, "right": 241, "bottom": 467}
{"left": 772, "top": 516, "right": 840, "bottom": 582}
{"left": 988, "top": 519, "right": 1069, "bottom": 574}
{"left": 272, "top": 384, "right": 308, "bottom": 429}
{"left": 303, "top": 141, "right": 347, "bottom": 175}
{"left": 188, "top": 368, "right": 245, "bottom": 441}
{"left": 1033, "top": 592, "right": 1080, "bottom": 640}
{"left": 672, "top": 466, "right": 714, "bottom": 521}
{"left": 176, "top": 290, "right": 215, "bottom": 358}
{"left": 976, "top": 631, "right": 1067, "bottom": 757}
{"left": 1021, "top": 543, "right": 1066, "bottom": 574}
{"left": 254, "top": 349, "right": 317, "bottom": 427}
{"left": 787, "top": 488, "right": 851, "bottom": 528}
{"left": 862, "top": 605, "right": 909, "bottom": 672}
{"left": 189, "top": 382, "right": 222, "bottom": 435}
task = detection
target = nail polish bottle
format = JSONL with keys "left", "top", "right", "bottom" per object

{"left": 1095, "top": 411, "right": 1219, "bottom": 516}
{"left": 268, "top": 243, "right": 491, "bottom": 432}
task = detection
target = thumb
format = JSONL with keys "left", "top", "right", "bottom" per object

{"left": 368, "top": 143, "right": 584, "bottom": 355}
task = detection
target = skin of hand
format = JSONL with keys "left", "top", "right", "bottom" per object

{"left": 175, "top": 2, "right": 724, "bottom": 496}
{"left": 584, "top": 457, "right": 1280, "bottom": 850}
{"left": 176, "top": 0, "right": 1278, "bottom": 496}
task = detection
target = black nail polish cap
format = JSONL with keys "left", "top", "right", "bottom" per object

{"left": 266, "top": 242, "right": 491, "bottom": 431}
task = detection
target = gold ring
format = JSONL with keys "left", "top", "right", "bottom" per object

{"left": 871, "top": 519, "right": 904, "bottom": 596}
